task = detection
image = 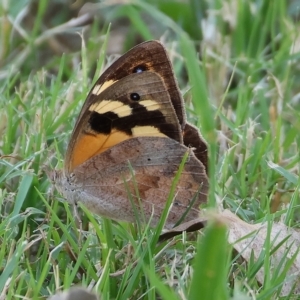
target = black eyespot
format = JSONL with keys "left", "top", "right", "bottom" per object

{"left": 133, "top": 65, "right": 147, "bottom": 73}
{"left": 130, "top": 93, "right": 140, "bottom": 101}
{"left": 147, "top": 158, "right": 151, "bottom": 161}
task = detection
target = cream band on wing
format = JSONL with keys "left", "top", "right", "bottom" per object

{"left": 92, "top": 79, "right": 116, "bottom": 95}
{"left": 139, "top": 100, "right": 160, "bottom": 111}
{"left": 89, "top": 100, "right": 132, "bottom": 117}
{"left": 89, "top": 99, "right": 161, "bottom": 117}
{"left": 132, "top": 126, "right": 166, "bottom": 137}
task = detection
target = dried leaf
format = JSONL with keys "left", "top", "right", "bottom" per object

{"left": 159, "top": 209, "right": 300, "bottom": 296}
{"left": 221, "top": 210, "right": 300, "bottom": 296}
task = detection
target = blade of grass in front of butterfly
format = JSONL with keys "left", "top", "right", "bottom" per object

{"left": 189, "top": 219, "right": 230, "bottom": 300}
{"left": 151, "top": 149, "right": 191, "bottom": 245}
{"left": 123, "top": 162, "right": 147, "bottom": 231}
{"left": 179, "top": 35, "right": 216, "bottom": 209}
{"left": 173, "top": 183, "right": 203, "bottom": 228}
{"left": 122, "top": 163, "right": 157, "bottom": 267}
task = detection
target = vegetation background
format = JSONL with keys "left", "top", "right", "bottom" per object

{"left": 0, "top": 0, "right": 299, "bottom": 299}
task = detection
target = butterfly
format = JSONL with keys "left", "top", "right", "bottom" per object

{"left": 51, "top": 40, "right": 208, "bottom": 229}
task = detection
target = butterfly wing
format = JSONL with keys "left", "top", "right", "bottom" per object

{"left": 65, "top": 72, "right": 182, "bottom": 173}
{"left": 75, "top": 40, "right": 186, "bottom": 130}
{"left": 69, "top": 40, "right": 208, "bottom": 173}
{"left": 183, "top": 123, "right": 208, "bottom": 173}
{"left": 55, "top": 41, "right": 209, "bottom": 227}
{"left": 57, "top": 137, "right": 208, "bottom": 229}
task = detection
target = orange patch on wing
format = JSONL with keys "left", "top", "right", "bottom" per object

{"left": 70, "top": 130, "right": 130, "bottom": 170}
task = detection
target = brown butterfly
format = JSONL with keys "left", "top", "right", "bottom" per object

{"left": 52, "top": 40, "right": 208, "bottom": 229}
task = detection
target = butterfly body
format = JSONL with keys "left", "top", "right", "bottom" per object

{"left": 53, "top": 41, "right": 208, "bottom": 229}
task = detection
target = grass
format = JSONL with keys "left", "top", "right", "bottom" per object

{"left": 0, "top": 0, "right": 300, "bottom": 299}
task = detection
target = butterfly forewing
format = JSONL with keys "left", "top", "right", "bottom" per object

{"left": 75, "top": 41, "right": 186, "bottom": 131}
{"left": 66, "top": 72, "right": 182, "bottom": 173}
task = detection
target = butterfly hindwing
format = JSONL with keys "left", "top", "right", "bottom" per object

{"left": 59, "top": 137, "right": 208, "bottom": 228}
